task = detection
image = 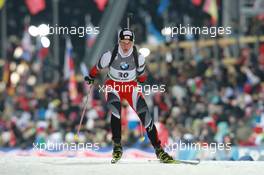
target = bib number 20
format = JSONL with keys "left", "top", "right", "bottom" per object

{"left": 118, "top": 72, "right": 129, "bottom": 78}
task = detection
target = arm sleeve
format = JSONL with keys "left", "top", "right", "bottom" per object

{"left": 89, "top": 51, "right": 112, "bottom": 78}
{"left": 96, "top": 51, "right": 112, "bottom": 69}
{"left": 137, "top": 54, "right": 147, "bottom": 83}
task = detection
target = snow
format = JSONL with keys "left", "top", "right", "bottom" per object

{"left": 0, "top": 156, "right": 263, "bottom": 175}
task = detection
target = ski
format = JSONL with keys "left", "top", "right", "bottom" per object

{"left": 110, "top": 159, "right": 200, "bottom": 165}
{"left": 148, "top": 159, "right": 200, "bottom": 165}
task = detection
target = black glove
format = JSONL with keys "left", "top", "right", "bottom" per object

{"left": 84, "top": 75, "right": 95, "bottom": 84}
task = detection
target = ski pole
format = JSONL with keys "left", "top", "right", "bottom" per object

{"left": 74, "top": 84, "right": 93, "bottom": 141}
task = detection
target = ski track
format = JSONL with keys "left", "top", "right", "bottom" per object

{"left": 0, "top": 156, "right": 263, "bottom": 175}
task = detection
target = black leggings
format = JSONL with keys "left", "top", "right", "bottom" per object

{"left": 108, "top": 93, "right": 161, "bottom": 148}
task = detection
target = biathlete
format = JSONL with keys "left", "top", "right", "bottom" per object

{"left": 84, "top": 28, "right": 174, "bottom": 163}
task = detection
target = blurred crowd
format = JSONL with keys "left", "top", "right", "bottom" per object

{"left": 1, "top": 42, "right": 264, "bottom": 150}
{"left": 1, "top": 0, "right": 264, "bottom": 152}
{"left": 148, "top": 45, "right": 264, "bottom": 148}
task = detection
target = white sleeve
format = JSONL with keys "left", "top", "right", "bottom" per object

{"left": 97, "top": 51, "right": 112, "bottom": 69}
{"left": 137, "top": 54, "right": 146, "bottom": 74}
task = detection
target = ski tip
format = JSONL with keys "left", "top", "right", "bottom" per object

{"left": 179, "top": 159, "right": 200, "bottom": 165}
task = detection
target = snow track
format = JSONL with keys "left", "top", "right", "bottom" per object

{"left": 0, "top": 156, "right": 263, "bottom": 175}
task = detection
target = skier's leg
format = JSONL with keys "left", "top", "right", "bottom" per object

{"left": 106, "top": 91, "right": 123, "bottom": 163}
{"left": 107, "top": 92, "right": 122, "bottom": 144}
{"left": 122, "top": 84, "right": 160, "bottom": 147}
{"left": 135, "top": 95, "right": 174, "bottom": 163}
{"left": 135, "top": 95, "right": 161, "bottom": 148}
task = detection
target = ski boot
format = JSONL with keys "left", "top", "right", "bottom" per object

{"left": 111, "top": 143, "right": 123, "bottom": 164}
{"left": 155, "top": 147, "right": 176, "bottom": 163}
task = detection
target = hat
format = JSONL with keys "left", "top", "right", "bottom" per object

{"left": 119, "top": 28, "right": 134, "bottom": 41}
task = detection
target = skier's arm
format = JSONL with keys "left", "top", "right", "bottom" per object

{"left": 137, "top": 54, "right": 147, "bottom": 83}
{"left": 84, "top": 51, "right": 112, "bottom": 84}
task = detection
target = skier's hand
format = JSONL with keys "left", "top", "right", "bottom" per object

{"left": 84, "top": 75, "right": 95, "bottom": 84}
{"left": 137, "top": 75, "right": 147, "bottom": 83}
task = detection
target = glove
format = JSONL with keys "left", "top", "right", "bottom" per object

{"left": 84, "top": 75, "right": 95, "bottom": 84}
{"left": 137, "top": 75, "right": 147, "bottom": 83}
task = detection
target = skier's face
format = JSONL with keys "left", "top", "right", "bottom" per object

{"left": 119, "top": 39, "right": 133, "bottom": 53}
